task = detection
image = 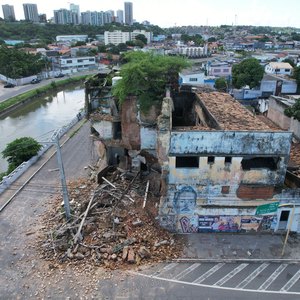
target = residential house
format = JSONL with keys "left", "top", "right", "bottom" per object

{"left": 265, "top": 62, "right": 293, "bottom": 76}
{"left": 54, "top": 56, "right": 97, "bottom": 73}
{"left": 179, "top": 69, "right": 205, "bottom": 86}
{"left": 207, "top": 62, "right": 232, "bottom": 78}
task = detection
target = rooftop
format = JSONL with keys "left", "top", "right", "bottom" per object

{"left": 268, "top": 62, "right": 293, "bottom": 69}
{"left": 197, "top": 92, "right": 276, "bottom": 131}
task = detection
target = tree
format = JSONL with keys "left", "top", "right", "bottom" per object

{"left": 208, "top": 37, "right": 216, "bottom": 42}
{"left": 232, "top": 58, "right": 264, "bottom": 89}
{"left": 0, "top": 45, "right": 45, "bottom": 78}
{"left": 293, "top": 66, "right": 300, "bottom": 88}
{"left": 74, "top": 41, "right": 86, "bottom": 46}
{"left": 134, "top": 34, "right": 147, "bottom": 45}
{"left": 112, "top": 51, "right": 190, "bottom": 112}
{"left": 284, "top": 98, "right": 300, "bottom": 121}
{"left": 215, "top": 77, "right": 228, "bottom": 92}
{"left": 283, "top": 58, "right": 295, "bottom": 68}
{"left": 2, "top": 137, "right": 41, "bottom": 173}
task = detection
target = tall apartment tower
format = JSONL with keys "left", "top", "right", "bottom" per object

{"left": 70, "top": 3, "right": 80, "bottom": 24}
{"left": 23, "top": 3, "right": 39, "bottom": 22}
{"left": 124, "top": 2, "right": 133, "bottom": 25}
{"left": 116, "top": 10, "right": 124, "bottom": 24}
{"left": 2, "top": 4, "right": 16, "bottom": 21}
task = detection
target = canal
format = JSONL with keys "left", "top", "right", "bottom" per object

{"left": 0, "top": 84, "right": 85, "bottom": 173}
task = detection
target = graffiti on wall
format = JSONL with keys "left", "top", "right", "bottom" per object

{"left": 198, "top": 216, "right": 241, "bottom": 232}
{"left": 197, "top": 215, "right": 277, "bottom": 232}
{"left": 160, "top": 215, "right": 176, "bottom": 232}
{"left": 174, "top": 186, "right": 197, "bottom": 213}
{"left": 179, "top": 216, "right": 198, "bottom": 233}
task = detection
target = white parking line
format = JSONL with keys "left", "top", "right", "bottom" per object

{"left": 235, "top": 263, "right": 269, "bottom": 289}
{"left": 280, "top": 269, "right": 300, "bottom": 292}
{"left": 152, "top": 263, "right": 178, "bottom": 275}
{"left": 192, "top": 263, "right": 225, "bottom": 284}
{"left": 258, "top": 264, "right": 288, "bottom": 290}
{"left": 173, "top": 263, "right": 201, "bottom": 280}
{"left": 129, "top": 270, "right": 300, "bottom": 295}
{"left": 214, "top": 263, "right": 248, "bottom": 286}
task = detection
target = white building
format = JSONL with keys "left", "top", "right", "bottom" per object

{"left": 58, "top": 56, "right": 96, "bottom": 72}
{"left": 104, "top": 31, "right": 131, "bottom": 45}
{"left": 179, "top": 69, "right": 205, "bottom": 85}
{"left": 104, "top": 30, "right": 152, "bottom": 45}
{"left": 56, "top": 35, "right": 88, "bottom": 43}
{"left": 177, "top": 45, "right": 208, "bottom": 58}
{"left": 265, "top": 62, "right": 293, "bottom": 76}
{"left": 116, "top": 9, "right": 124, "bottom": 24}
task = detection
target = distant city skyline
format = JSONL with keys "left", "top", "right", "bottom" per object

{"left": 1, "top": 0, "right": 300, "bottom": 28}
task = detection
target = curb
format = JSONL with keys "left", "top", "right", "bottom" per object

{"left": 173, "top": 258, "right": 300, "bottom": 264}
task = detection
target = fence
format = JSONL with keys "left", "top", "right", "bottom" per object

{"left": 0, "top": 112, "right": 85, "bottom": 195}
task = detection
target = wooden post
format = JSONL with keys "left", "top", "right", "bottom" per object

{"left": 143, "top": 180, "right": 150, "bottom": 209}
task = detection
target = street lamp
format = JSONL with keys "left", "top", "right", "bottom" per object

{"left": 280, "top": 203, "right": 296, "bottom": 257}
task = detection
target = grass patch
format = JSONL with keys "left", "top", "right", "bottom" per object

{"left": 0, "top": 75, "right": 90, "bottom": 113}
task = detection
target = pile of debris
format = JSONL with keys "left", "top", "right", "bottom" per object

{"left": 39, "top": 168, "right": 183, "bottom": 269}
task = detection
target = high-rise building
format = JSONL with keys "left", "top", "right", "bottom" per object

{"left": 39, "top": 14, "right": 47, "bottom": 23}
{"left": 54, "top": 9, "right": 72, "bottom": 25}
{"left": 124, "top": 2, "right": 133, "bottom": 25}
{"left": 70, "top": 3, "right": 80, "bottom": 24}
{"left": 116, "top": 10, "right": 124, "bottom": 24}
{"left": 2, "top": 4, "right": 16, "bottom": 21}
{"left": 23, "top": 3, "right": 39, "bottom": 22}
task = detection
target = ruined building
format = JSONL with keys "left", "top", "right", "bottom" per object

{"left": 87, "top": 77, "right": 300, "bottom": 234}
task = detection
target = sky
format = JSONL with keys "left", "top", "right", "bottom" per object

{"left": 1, "top": 0, "right": 300, "bottom": 28}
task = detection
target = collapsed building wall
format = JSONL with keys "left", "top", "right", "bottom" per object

{"left": 158, "top": 91, "right": 295, "bottom": 233}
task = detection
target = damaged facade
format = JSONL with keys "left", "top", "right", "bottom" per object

{"left": 86, "top": 75, "right": 300, "bottom": 234}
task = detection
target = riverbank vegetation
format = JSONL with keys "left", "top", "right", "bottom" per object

{"left": 0, "top": 75, "right": 89, "bottom": 113}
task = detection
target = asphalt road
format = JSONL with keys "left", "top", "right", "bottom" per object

{"left": 0, "top": 69, "right": 98, "bottom": 103}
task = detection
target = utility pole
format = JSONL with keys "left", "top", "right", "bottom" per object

{"left": 55, "top": 135, "right": 71, "bottom": 220}
{"left": 281, "top": 204, "right": 295, "bottom": 257}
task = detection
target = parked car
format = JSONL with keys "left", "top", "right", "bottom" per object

{"left": 31, "top": 78, "right": 41, "bottom": 84}
{"left": 54, "top": 73, "right": 65, "bottom": 78}
{"left": 4, "top": 82, "right": 15, "bottom": 88}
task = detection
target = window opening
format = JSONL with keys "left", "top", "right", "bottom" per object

{"left": 176, "top": 156, "right": 199, "bottom": 168}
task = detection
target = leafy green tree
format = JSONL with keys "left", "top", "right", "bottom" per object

{"left": 2, "top": 137, "right": 42, "bottom": 173}
{"left": 283, "top": 58, "right": 295, "bottom": 68}
{"left": 0, "top": 45, "right": 45, "bottom": 78}
{"left": 215, "top": 77, "right": 228, "bottom": 92}
{"left": 135, "top": 34, "right": 147, "bottom": 44}
{"left": 134, "top": 40, "right": 145, "bottom": 48}
{"left": 208, "top": 37, "right": 216, "bottom": 42}
{"left": 284, "top": 98, "right": 300, "bottom": 121}
{"left": 232, "top": 58, "right": 264, "bottom": 89}
{"left": 74, "top": 41, "right": 86, "bottom": 46}
{"left": 293, "top": 66, "right": 300, "bottom": 91}
{"left": 112, "top": 51, "right": 190, "bottom": 112}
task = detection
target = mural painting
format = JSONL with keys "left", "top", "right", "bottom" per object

{"left": 179, "top": 216, "right": 198, "bottom": 233}
{"left": 174, "top": 186, "right": 197, "bottom": 213}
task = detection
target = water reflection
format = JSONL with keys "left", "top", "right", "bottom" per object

{"left": 0, "top": 84, "right": 85, "bottom": 173}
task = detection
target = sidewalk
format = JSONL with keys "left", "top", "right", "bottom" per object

{"left": 180, "top": 232, "right": 300, "bottom": 261}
